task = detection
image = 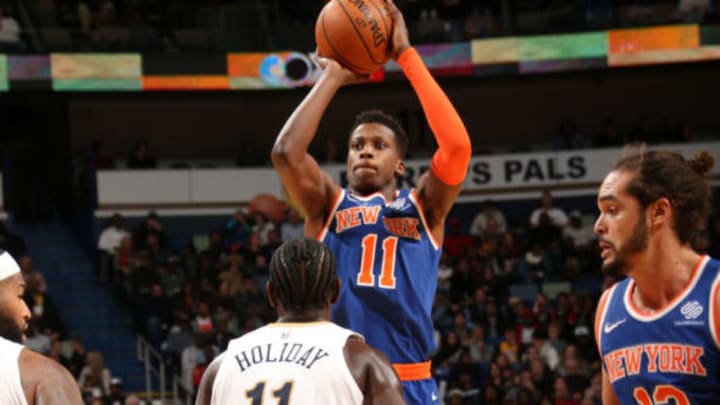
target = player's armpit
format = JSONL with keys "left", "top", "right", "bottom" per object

{"left": 344, "top": 337, "right": 406, "bottom": 405}
{"left": 20, "top": 350, "right": 83, "bottom": 405}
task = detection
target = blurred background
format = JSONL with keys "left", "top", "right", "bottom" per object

{"left": 0, "top": 0, "right": 718, "bottom": 404}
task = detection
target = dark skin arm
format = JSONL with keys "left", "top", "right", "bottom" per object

{"left": 344, "top": 336, "right": 406, "bottom": 405}
{"left": 195, "top": 355, "right": 222, "bottom": 405}
{"left": 19, "top": 349, "right": 83, "bottom": 405}
{"left": 272, "top": 0, "right": 465, "bottom": 244}
{"left": 270, "top": 62, "right": 349, "bottom": 237}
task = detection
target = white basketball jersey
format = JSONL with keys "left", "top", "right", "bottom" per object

{"left": 0, "top": 337, "right": 28, "bottom": 405}
{"left": 211, "top": 321, "right": 364, "bottom": 405}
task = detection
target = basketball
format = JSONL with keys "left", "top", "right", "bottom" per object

{"left": 315, "top": 0, "right": 394, "bottom": 75}
{"left": 248, "top": 193, "right": 286, "bottom": 224}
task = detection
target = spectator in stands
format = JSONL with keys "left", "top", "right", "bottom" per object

{"left": 444, "top": 217, "right": 475, "bottom": 258}
{"left": 678, "top": 0, "right": 713, "bottom": 20}
{"left": 449, "top": 257, "right": 476, "bottom": 304}
{"left": 281, "top": 208, "right": 304, "bottom": 242}
{"left": 133, "top": 211, "right": 167, "bottom": 250}
{"left": 66, "top": 336, "right": 88, "bottom": 377}
{"left": 19, "top": 255, "right": 47, "bottom": 293}
{"left": 546, "top": 321, "right": 566, "bottom": 355}
{"left": 552, "top": 376, "right": 578, "bottom": 405}
{"left": 560, "top": 356, "right": 590, "bottom": 399}
{"left": 193, "top": 301, "right": 214, "bottom": 333}
{"left": 98, "top": 214, "right": 130, "bottom": 255}
{"left": 530, "top": 190, "right": 569, "bottom": 229}
{"left": 592, "top": 118, "right": 624, "bottom": 148}
{"left": 24, "top": 273, "right": 64, "bottom": 338}
{"left": 106, "top": 377, "right": 126, "bottom": 405}
{"left": 224, "top": 210, "right": 251, "bottom": 250}
{"left": 498, "top": 327, "right": 520, "bottom": 364}
{"left": 251, "top": 212, "right": 275, "bottom": 245}
{"left": 78, "top": 351, "right": 112, "bottom": 395}
{"left": 92, "top": 140, "right": 116, "bottom": 170}
{"left": 434, "top": 330, "right": 464, "bottom": 367}
{"left": 0, "top": 5, "right": 24, "bottom": 52}
{"left": 24, "top": 319, "right": 52, "bottom": 355}
{"left": 482, "top": 297, "right": 504, "bottom": 340}
{"left": 98, "top": 213, "right": 130, "bottom": 284}
{"left": 217, "top": 254, "right": 244, "bottom": 298}
{"left": 46, "top": 340, "right": 71, "bottom": 371}
{"left": 126, "top": 139, "right": 157, "bottom": 169}
{"left": 531, "top": 329, "right": 559, "bottom": 371}
{"left": 470, "top": 199, "right": 507, "bottom": 240}
{"left": 553, "top": 117, "right": 590, "bottom": 150}
{"left": 181, "top": 332, "right": 217, "bottom": 392}
{"left": 143, "top": 283, "right": 173, "bottom": 347}
{"left": 563, "top": 211, "right": 595, "bottom": 251}
{"left": 125, "top": 395, "right": 141, "bottom": 405}
{"left": 92, "top": 0, "right": 129, "bottom": 51}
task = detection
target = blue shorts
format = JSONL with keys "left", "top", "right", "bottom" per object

{"left": 402, "top": 378, "right": 440, "bottom": 405}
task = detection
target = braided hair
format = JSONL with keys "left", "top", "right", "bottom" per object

{"left": 269, "top": 238, "right": 338, "bottom": 311}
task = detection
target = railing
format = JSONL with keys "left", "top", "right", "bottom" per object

{"left": 136, "top": 335, "right": 193, "bottom": 405}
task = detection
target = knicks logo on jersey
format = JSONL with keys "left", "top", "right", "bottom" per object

{"left": 604, "top": 343, "right": 707, "bottom": 383}
{"left": 334, "top": 206, "right": 421, "bottom": 240}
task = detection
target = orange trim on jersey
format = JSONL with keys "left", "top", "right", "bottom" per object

{"left": 408, "top": 190, "right": 440, "bottom": 250}
{"left": 392, "top": 361, "right": 432, "bottom": 381}
{"left": 626, "top": 255, "right": 706, "bottom": 319}
{"left": 594, "top": 285, "right": 615, "bottom": 355}
{"left": 316, "top": 189, "right": 346, "bottom": 241}
{"left": 710, "top": 274, "right": 720, "bottom": 349}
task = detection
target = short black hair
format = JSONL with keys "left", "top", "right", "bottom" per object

{"left": 350, "top": 110, "right": 409, "bottom": 158}
{"left": 269, "top": 238, "right": 338, "bottom": 311}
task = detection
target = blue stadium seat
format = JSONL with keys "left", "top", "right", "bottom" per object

{"left": 509, "top": 283, "right": 539, "bottom": 303}
{"left": 542, "top": 281, "right": 571, "bottom": 300}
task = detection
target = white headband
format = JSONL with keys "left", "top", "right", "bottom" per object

{"left": 0, "top": 252, "right": 20, "bottom": 281}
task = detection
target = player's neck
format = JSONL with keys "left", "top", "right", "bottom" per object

{"left": 276, "top": 308, "right": 330, "bottom": 323}
{"left": 629, "top": 238, "right": 701, "bottom": 312}
{"left": 350, "top": 184, "right": 397, "bottom": 202}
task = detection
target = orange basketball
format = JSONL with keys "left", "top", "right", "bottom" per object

{"left": 248, "top": 194, "right": 286, "bottom": 224}
{"left": 315, "top": 0, "right": 394, "bottom": 75}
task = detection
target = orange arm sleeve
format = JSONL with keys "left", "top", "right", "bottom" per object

{"left": 398, "top": 47, "right": 472, "bottom": 185}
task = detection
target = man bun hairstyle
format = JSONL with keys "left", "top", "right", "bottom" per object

{"left": 613, "top": 145, "right": 715, "bottom": 246}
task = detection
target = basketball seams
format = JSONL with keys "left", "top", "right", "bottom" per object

{"left": 321, "top": 9, "right": 370, "bottom": 72}
{"left": 367, "top": 0, "right": 391, "bottom": 56}
{"left": 334, "top": 0, "right": 383, "bottom": 66}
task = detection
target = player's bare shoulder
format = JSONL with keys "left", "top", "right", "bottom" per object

{"left": 19, "top": 348, "right": 83, "bottom": 405}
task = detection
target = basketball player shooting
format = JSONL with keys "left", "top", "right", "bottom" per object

{"left": 0, "top": 251, "right": 83, "bottom": 405}
{"left": 271, "top": 0, "right": 472, "bottom": 402}
{"left": 593, "top": 148, "right": 719, "bottom": 405}
{"left": 195, "top": 238, "right": 405, "bottom": 405}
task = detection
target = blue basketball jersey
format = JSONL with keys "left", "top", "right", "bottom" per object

{"left": 597, "top": 255, "right": 720, "bottom": 405}
{"left": 319, "top": 188, "right": 442, "bottom": 364}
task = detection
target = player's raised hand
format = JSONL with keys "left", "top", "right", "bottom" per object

{"left": 312, "top": 52, "right": 370, "bottom": 86}
{"left": 386, "top": 0, "right": 411, "bottom": 60}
